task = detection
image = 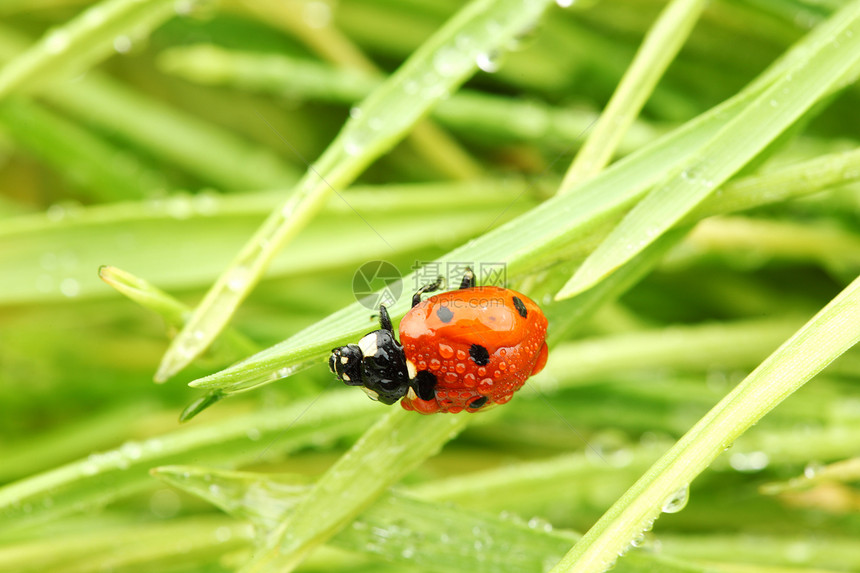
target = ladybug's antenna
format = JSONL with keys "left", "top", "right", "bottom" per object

{"left": 378, "top": 305, "right": 394, "bottom": 332}
{"left": 458, "top": 267, "right": 476, "bottom": 290}
{"left": 411, "top": 276, "right": 444, "bottom": 307}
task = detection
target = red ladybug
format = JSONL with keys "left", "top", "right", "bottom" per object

{"left": 329, "top": 269, "right": 548, "bottom": 414}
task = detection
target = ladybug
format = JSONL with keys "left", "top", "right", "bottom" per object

{"left": 329, "top": 268, "right": 548, "bottom": 414}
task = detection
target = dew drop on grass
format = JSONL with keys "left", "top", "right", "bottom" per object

{"left": 44, "top": 30, "right": 70, "bottom": 54}
{"left": 476, "top": 51, "right": 502, "bottom": 73}
{"left": 729, "top": 451, "right": 769, "bottom": 472}
{"left": 556, "top": 0, "right": 576, "bottom": 6}
{"left": 59, "top": 278, "right": 80, "bottom": 298}
{"left": 803, "top": 461, "right": 824, "bottom": 478}
{"left": 661, "top": 484, "right": 690, "bottom": 513}
{"left": 113, "top": 35, "right": 133, "bottom": 54}
{"left": 226, "top": 266, "right": 250, "bottom": 292}
{"left": 433, "top": 45, "right": 462, "bottom": 77}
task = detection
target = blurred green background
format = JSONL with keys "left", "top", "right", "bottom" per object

{"left": 1, "top": 0, "right": 860, "bottom": 572}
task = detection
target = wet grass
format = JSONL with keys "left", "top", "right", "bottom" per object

{"left": 1, "top": 0, "right": 860, "bottom": 572}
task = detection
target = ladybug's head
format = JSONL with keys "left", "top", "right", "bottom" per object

{"left": 329, "top": 329, "right": 411, "bottom": 405}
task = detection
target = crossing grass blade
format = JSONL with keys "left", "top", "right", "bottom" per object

{"left": 0, "top": 0, "right": 176, "bottom": 98}
{"left": 155, "top": 0, "right": 558, "bottom": 383}
{"left": 556, "top": 0, "right": 860, "bottom": 299}
{"left": 547, "top": 272, "right": 860, "bottom": 572}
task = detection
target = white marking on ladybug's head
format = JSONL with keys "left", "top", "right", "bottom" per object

{"left": 358, "top": 332, "right": 378, "bottom": 357}
{"left": 406, "top": 387, "right": 417, "bottom": 400}
{"left": 340, "top": 356, "right": 349, "bottom": 364}
{"left": 406, "top": 359, "right": 417, "bottom": 379}
{"left": 362, "top": 387, "right": 380, "bottom": 401}
{"left": 342, "top": 373, "right": 350, "bottom": 381}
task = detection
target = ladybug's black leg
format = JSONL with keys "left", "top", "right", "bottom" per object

{"left": 458, "top": 267, "right": 476, "bottom": 289}
{"left": 411, "top": 276, "right": 444, "bottom": 307}
{"left": 378, "top": 305, "right": 394, "bottom": 332}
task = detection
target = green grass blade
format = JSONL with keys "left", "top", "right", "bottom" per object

{"left": 0, "top": 179, "right": 529, "bottom": 305}
{"left": 98, "top": 265, "right": 259, "bottom": 362}
{"left": 155, "top": 0, "right": 557, "bottom": 382}
{"left": 563, "top": 0, "right": 707, "bottom": 186}
{"left": 760, "top": 456, "right": 860, "bottom": 494}
{"left": 242, "top": 409, "right": 470, "bottom": 572}
{"left": 0, "top": 516, "right": 252, "bottom": 573}
{"left": 188, "top": 142, "right": 860, "bottom": 397}
{"left": 0, "top": 98, "right": 162, "bottom": 200}
{"left": 154, "top": 465, "right": 707, "bottom": 573}
{"left": 548, "top": 273, "right": 860, "bottom": 573}
{"left": 0, "top": 391, "right": 380, "bottom": 531}
{"left": 557, "top": 1, "right": 860, "bottom": 299}
{"left": 158, "top": 44, "right": 662, "bottom": 153}
{"left": 0, "top": 0, "right": 175, "bottom": 98}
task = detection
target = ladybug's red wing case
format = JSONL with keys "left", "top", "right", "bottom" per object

{"left": 398, "top": 286, "right": 548, "bottom": 414}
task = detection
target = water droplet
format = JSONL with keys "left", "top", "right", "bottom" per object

{"left": 343, "top": 135, "right": 364, "bottom": 156}
{"left": 44, "top": 30, "right": 69, "bottom": 54}
{"left": 113, "top": 35, "right": 132, "bottom": 54}
{"left": 368, "top": 116, "right": 383, "bottom": 131}
{"left": 60, "top": 278, "right": 80, "bottom": 298}
{"left": 226, "top": 266, "right": 250, "bottom": 292}
{"left": 120, "top": 441, "right": 143, "bottom": 460}
{"left": 433, "top": 45, "right": 463, "bottom": 77}
{"left": 556, "top": 0, "right": 575, "bottom": 6}
{"left": 166, "top": 195, "right": 193, "bottom": 219}
{"left": 729, "top": 451, "right": 769, "bottom": 472}
{"left": 769, "top": 99, "right": 779, "bottom": 108}
{"left": 661, "top": 484, "right": 690, "bottom": 513}
{"left": 803, "top": 461, "right": 824, "bottom": 478}
{"left": 476, "top": 51, "right": 502, "bottom": 73}
{"left": 349, "top": 106, "right": 363, "bottom": 119}
{"left": 214, "top": 526, "right": 232, "bottom": 542}
{"left": 303, "top": 1, "right": 331, "bottom": 28}
{"left": 246, "top": 427, "right": 261, "bottom": 441}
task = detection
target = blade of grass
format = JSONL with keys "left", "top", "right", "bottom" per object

{"left": 98, "top": 265, "right": 260, "bottom": 360}
{"left": 0, "top": 391, "right": 380, "bottom": 531}
{"left": 557, "top": 1, "right": 860, "bottom": 299}
{"left": 0, "top": 98, "right": 163, "bottom": 200}
{"left": 548, "top": 272, "right": 860, "bottom": 573}
{"left": 231, "top": 0, "right": 483, "bottom": 181}
{"left": 186, "top": 5, "right": 860, "bottom": 397}
{"left": 563, "top": 0, "right": 707, "bottom": 186}
{"left": 156, "top": 0, "right": 557, "bottom": 382}
{"left": 0, "top": 516, "right": 252, "bottom": 573}
{"left": 0, "top": 23, "right": 301, "bottom": 190}
{"left": 0, "top": 179, "right": 531, "bottom": 305}
{"left": 156, "top": 44, "right": 662, "bottom": 152}
{"left": 0, "top": 0, "right": 176, "bottom": 98}
{"left": 54, "top": 74, "right": 301, "bottom": 190}
{"left": 189, "top": 141, "right": 860, "bottom": 398}
{"left": 241, "top": 409, "right": 469, "bottom": 572}
{"left": 760, "top": 456, "right": 860, "bottom": 494}
{"left": 154, "top": 465, "right": 708, "bottom": 573}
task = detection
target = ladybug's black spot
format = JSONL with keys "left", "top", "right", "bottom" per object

{"left": 414, "top": 370, "right": 437, "bottom": 401}
{"left": 512, "top": 296, "right": 528, "bottom": 318}
{"left": 436, "top": 305, "right": 454, "bottom": 323}
{"left": 467, "top": 396, "right": 488, "bottom": 410}
{"left": 469, "top": 344, "right": 490, "bottom": 366}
